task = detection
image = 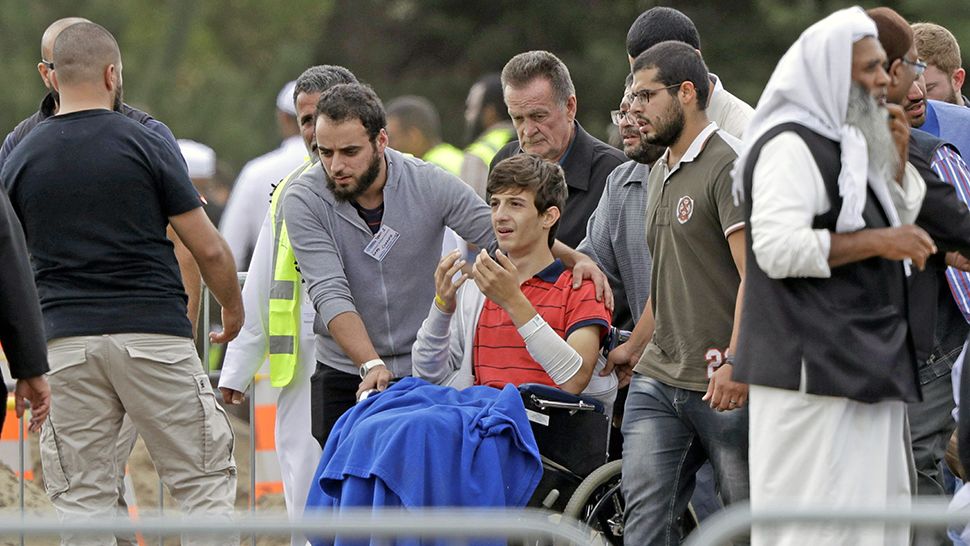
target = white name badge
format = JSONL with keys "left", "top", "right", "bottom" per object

{"left": 301, "top": 289, "right": 315, "bottom": 325}
{"left": 363, "top": 225, "right": 400, "bottom": 262}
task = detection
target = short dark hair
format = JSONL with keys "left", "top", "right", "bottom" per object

{"left": 52, "top": 22, "right": 120, "bottom": 86}
{"left": 477, "top": 73, "right": 505, "bottom": 114}
{"left": 626, "top": 7, "right": 701, "bottom": 58}
{"left": 868, "top": 7, "right": 914, "bottom": 64}
{"left": 386, "top": 95, "right": 441, "bottom": 141}
{"left": 315, "top": 83, "right": 386, "bottom": 141}
{"left": 632, "top": 41, "right": 710, "bottom": 110}
{"left": 293, "top": 65, "right": 358, "bottom": 104}
{"left": 486, "top": 154, "right": 567, "bottom": 248}
{"left": 501, "top": 51, "right": 575, "bottom": 106}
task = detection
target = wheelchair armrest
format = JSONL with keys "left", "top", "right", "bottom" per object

{"left": 518, "top": 383, "right": 605, "bottom": 414}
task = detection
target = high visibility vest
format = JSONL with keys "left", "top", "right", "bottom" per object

{"left": 267, "top": 159, "right": 316, "bottom": 387}
{"left": 423, "top": 143, "right": 465, "bottom": 175}
{"left": 465, "top": 127, "right": 516, "bottom": 168}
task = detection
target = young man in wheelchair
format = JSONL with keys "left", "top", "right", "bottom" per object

{"left": 411, "top": 153, "right": 617, "bottom": 408}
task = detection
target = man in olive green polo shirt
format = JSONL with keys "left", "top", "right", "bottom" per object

{"left": 619, "top": 41, "right": 749, "bottom": 546}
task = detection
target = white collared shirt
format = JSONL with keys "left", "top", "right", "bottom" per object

{"left": 750, "top": 132, "right": 926, "bottom": 279}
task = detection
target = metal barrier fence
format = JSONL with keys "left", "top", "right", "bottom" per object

{"left": 6, "top": 272, "right": 970, "bottom": 543}
{"left": 0, "top": 510, "right": 597, "bottom": 545}
{"left": 682, "top": 499, "right": 970, "bottom": 545}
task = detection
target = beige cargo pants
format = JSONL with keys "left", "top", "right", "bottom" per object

{"left": 40, "top": 333, "right": 237, "bottom": 545}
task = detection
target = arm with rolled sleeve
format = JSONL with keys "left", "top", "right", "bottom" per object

{"left": 750, "top": 133, "right": 833, "bottom": 279}
{"left": 219, "top": 210, "right": 274, "bottom": 393}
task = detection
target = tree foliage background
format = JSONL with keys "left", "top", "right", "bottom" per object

{"left": 2, "top": 0, "right": 968, "bottom": 180}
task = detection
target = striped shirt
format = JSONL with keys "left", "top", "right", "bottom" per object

{"left": 931, "top": 144, "right": 970, "bottom": 323}
{"left": 472, "top": 260, "right": 611, "bottom": 388}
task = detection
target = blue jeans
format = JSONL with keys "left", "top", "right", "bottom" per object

{"left": 621, "top": 375, "right": 749, "bottom": 546}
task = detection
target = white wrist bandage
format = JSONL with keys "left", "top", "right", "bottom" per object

{"left": 516, "top": 314, "right": 583, "bottom": 386}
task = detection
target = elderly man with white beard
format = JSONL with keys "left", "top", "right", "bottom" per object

{"left": 731, "top": 7, "right": 937, "bottom": 546}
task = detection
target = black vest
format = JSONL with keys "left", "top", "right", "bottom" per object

{"left": 907, "top": 131, "right": 970, "bottom": 366}
{"left": 733, "top": 123, "right": 920, "bottom": 403}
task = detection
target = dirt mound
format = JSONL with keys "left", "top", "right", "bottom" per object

{"left": 1, "top": 413, "right": 290, "bottom": 545}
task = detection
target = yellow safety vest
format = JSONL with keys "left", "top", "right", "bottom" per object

{"left": 267, "top": 159, "right": 316, "bottom": 387}
{"left": 465, "top": 127, "right": 516, "bottom": 168}
{"left": 423, "top": 143, "right": 465, "bottom": 175}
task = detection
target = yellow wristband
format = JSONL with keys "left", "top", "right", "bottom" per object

{"left": 434, "top": 294, "right": 448, "bottom": 309}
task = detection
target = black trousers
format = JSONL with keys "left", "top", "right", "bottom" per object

{"left": 310, "top": 362, "right": 359, "bottom": 449}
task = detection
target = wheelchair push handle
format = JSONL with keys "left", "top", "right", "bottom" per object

{"left": 528, "top": 394, "right": 600, "bottom": 413}
{"left": 602, "top": 326, "right": 631, "bottom": 355}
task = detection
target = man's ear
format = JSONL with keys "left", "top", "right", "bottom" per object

{"left": 542, "top": 205, "right": 561, "bottom": 228}
{"left": 565, "top": 95, "right": 577, "bottom": 123}
{"left": 888, "top": 58, "right": 905, "bottom": 86}
{"left": 37, "top": 63, "right": 51, "bottom": 87}
{"left": 104, "top": 65, "right": 114, "bottom": 91}
{"left": 679, "top": 81, "right": 697, "bottom": 106}
{"left": 49, "top": 69, "right": 60, "bottom": 94}
{"left": 953, "top": 67, "right": 966, "bottom": 93}
{"left": 376, "top": 127, "right": 389, "bottom": 152}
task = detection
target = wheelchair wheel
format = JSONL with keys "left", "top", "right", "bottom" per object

{"left": 562, "top": 459, "right": 624, "bottom": 546}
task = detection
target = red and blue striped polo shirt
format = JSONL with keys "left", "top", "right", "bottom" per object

{"left": 472, "top": 259, "right": 611, "bottom": 388}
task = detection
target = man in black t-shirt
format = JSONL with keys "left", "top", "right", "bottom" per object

{"left": 0, "top": 17, "right": 203, "bottom": 335}
{"left": 2, "top": 22, "right": 243, "bottom": 543}
{"left": 0, "top": 19, "right": 207, "bottom": 544}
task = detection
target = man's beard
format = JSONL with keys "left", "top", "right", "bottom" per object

{"left": 112, "top": 82, "right": 124, "bottom": 112}
{"left": 644, "top": 100, "right": 685, "bottom": 148}
{"left": 846, "top": 83, "right": 899, "bottom": 181}
{"left": 325, "top": 147, "right": 382, "bottom": 202}
{"left": 624, "top": 132, "right": 666, "bottom": 164}
{"left": 942, "top": 85, "right": 960, "bottom": 105}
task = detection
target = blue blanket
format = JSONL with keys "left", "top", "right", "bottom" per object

{"left": 304, "top": 377, "right": 543, "bottom": 544}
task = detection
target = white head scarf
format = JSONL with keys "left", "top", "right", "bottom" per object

{"left": 732, "top": 6, "right": 898, "bottom": 234}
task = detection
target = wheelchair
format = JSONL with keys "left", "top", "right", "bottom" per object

{"left": 519, "top": 383, "right": 625, "bottom": 546}
{"left": 519, "top": 328, "right": 698, "bottom": 545}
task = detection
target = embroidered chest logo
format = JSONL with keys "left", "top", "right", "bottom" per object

{"left": 676, "top": 196, "right": 694, "bottom": 224}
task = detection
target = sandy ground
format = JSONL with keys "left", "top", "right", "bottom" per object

{"left": 0, "top": 412, "right": 292, "bottom": 545}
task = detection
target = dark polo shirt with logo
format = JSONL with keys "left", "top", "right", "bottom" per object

{"left": 635, "top": 123, "right": 745, "bottom": 392}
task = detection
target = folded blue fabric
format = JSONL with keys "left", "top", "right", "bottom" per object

{"left": 305, "top": 377, "right": 543, "bottom": 545}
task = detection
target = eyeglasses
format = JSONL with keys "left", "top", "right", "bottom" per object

{"left": 627, "top": 83, "right": 682, "bottom": 105}
{"left": 41, "top": 59, "right": 54, "bottom": 70}
{"left": 901, "top": 57, "right": 927, "bottom": 76}
{"left": 610, "top": 110, "right": 634, "bottom": 126}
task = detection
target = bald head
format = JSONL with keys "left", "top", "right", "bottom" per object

{"left": 52, "top": 22, "right": 121, "bottom": 87}
{"left": 41, "top": 17, "right": 90, "bottom": 60}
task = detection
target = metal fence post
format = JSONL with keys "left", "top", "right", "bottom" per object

{"left": 18, "top": 411, "right": 25, "bottom": 546}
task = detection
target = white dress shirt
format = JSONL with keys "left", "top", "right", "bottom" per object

{"left": 750, "top": 132, "right": 926, "bottom": 279}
